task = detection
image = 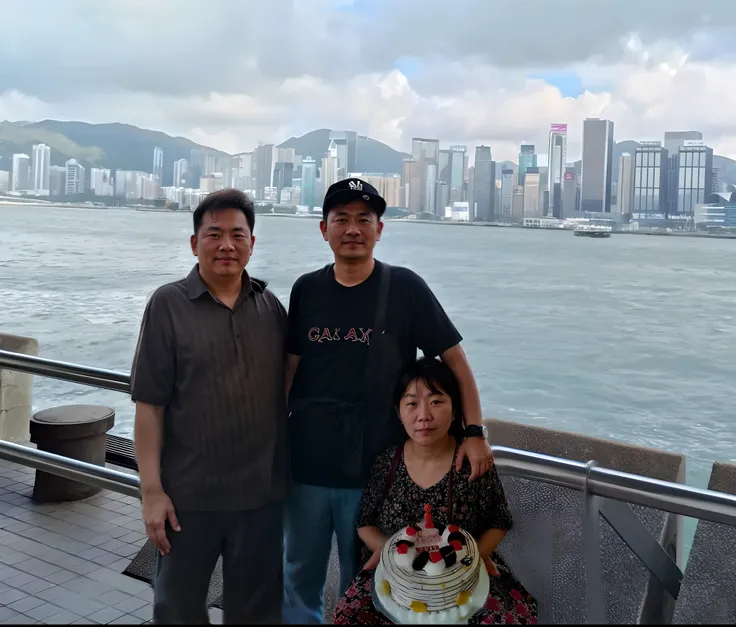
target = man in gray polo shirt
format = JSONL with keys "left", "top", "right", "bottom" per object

{"left": 130, "top": 188, "right": 288, "bottom": 624}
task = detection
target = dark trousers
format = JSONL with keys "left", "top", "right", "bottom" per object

{"left": 153, "top": 500, "right": 283, "bottom": 625}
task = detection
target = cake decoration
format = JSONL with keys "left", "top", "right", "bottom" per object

{"left": 377, "top": 504, "right": 483, "bottom": 617}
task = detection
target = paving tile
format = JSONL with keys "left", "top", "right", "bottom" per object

{"left": 109, "top": 614, "right": 146, "bottom": 625}
{"left": 4, "top": 613, "right": 37, "bottom": 624}
{"left": 118, "top": 530, "right": 146, "bottom": 544}
{"left": 3, "top": 571, "right": 38, "bottom": 588}
{"left": 61, "top": 575, "right": 115, "bottom": 599}
{"left": 0, "top": 607, "right": 23, "bottom": 624}
{"left": 109, "top": 543, "right": 140, "bottom": 559}
{"left": 109, "top": 557, "right": 134, "bottom": 572}
{"left": 48, "top": 588, "right": 106, "bottom": 617}
{"left": 98, "top": 589, "right": 132, "bottom": 606}
{"left": 86, "top": 607, "right": 126, "bottom": 624}
{"left": 52, "top": 555, "right": 99, "bottom": 576}
{"left": 98, "top": 538, "right": 128, "bottom": 553}
{"left": 0, "top": 564, "right": 22, "bottom": 581}
{"left": 71, "top": 619, "right": 98, "bottom": 625}
{"left": 77, "top": 546, "right": 109, "bottom": 561}
{"left": 24, "top": 577, "right": 56, "bottom": 594}
{"left": 135, "top": 586, "right": 154, "bottom": 602}
{"left": 113, "top": 594, "right": 149, "bottom": 613}
{"left": 34, "top": 586, "right": 67, "bottom": 602}
{"left": 90, "top": 551, "right": 121, "bottom": 567}
{"left": 130, "top": 604, "right": 153, "bottom": 621}
{"left": 90, "top": 568, "right": 150, "bottom": 595}
{"left": 13, "top": 556, "right": 62, "bottom": 578}
{"left": 3, "top": 521, "right": 31, "bottom": 533}
{"left": 0, "top": 586, "right": 26, "bottom": 605}
{"left": 42, "top": 569, "right": 78, "bottom": 584}
{"left": 45, "top": 609, "right": 83, "bottom": 624}
{"left": 24, "top": 601, "right": 66, "bottom": 621}
{"left": 7, "top": 593, "right": 45, "bottom": 613}
{"left": 0, "top": 549, "right": 28, "bottom": 566}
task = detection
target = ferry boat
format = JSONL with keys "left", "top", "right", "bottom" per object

{"left": 573, "top": 224, "right": 612, "bottom": 238}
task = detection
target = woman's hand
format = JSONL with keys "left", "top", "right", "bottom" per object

{"left": 363, "top": 551, "right": 381, "bottom": 570}
{"left": 457, "top": 436, "right": 493, "bottom": 481}
{"left": 483, "top": 555, "right": 500, "bottom": 577}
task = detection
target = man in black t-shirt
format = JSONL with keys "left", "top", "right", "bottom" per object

{"left": 282, "top": 178, "right": 493, "bottom": 624}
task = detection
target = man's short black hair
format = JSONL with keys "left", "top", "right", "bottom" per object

{"left": 193, "top": 188, "right": 255, "bottom": 235}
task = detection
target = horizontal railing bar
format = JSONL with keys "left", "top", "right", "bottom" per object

{"left": 3, "top": 349, "right": 736, "bottom": 527}
{"left": 589, "top": 466, "right": 736, "bottom": 527}
{"left": 0, "top": 349, "right": 130, "bottom": 393}
{"left": 0, "top": 440, "right": 140, "bottom": 499}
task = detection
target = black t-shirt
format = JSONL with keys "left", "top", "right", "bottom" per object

{"left": 287, "top": 260, "right": 462, "bottom": 488}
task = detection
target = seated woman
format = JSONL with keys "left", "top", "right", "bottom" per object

{"left": 332, "top": 357, "right": 537, "bottom": 625}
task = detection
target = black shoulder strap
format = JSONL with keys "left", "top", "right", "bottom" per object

{"left": 361, "top": 262, "right": 392, "bottom": 397}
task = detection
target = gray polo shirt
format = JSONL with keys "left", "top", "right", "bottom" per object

{"left": 130, "top": 264, "right": 288, "bottom": 512}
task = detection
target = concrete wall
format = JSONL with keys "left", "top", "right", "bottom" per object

{"left": 673, "top": 462, "right": 736, "bottom": 625}
{"left": 485, "top": 418, "right": 686, "bottom": 625}
{"left": 0, "top": 333, "right": 38, "bottom": 443}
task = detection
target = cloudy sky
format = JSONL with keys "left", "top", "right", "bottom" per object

{"left": 2, "top": 0, "right": 736, "bottom": 163}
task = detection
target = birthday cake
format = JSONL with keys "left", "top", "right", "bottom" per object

{"left": 374, "top": 505, "right": 487, "bottom": 624}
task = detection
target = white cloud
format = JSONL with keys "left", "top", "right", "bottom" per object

{"left": 2, "top": 0, "right": 736, "bottom": 165}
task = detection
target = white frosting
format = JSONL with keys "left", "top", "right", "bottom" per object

{"left": 379, "top": 517, "right": 481, "bottom": 615}
{"left": 374, "top": 561, "right": 490, "bottom": 625}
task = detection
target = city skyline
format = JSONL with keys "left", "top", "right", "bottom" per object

{"left": 2, "top": 1, "right": 736, "bottom": 163}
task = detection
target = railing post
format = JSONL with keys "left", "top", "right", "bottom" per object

{"left": 583, "top": 460, "right": 607, "bottom": 623}
{"left": 0, "top": 333, "right": 39, "bottom": 443}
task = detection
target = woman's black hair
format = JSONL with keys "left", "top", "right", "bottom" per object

{"left": 392, "top": 357, "right": 465, "bottom": 440}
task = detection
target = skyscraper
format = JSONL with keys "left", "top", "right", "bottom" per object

{"left": 473, "top": 145, "right": 494, "bottom": 220}
{"left": 676, "top": 141, "right": 713, "bottom": 219}
{"left": 173, "top": 159, "right": 189, "bottom": 187}
{"left": 449, "top": 146, "right": 467, "bottom": 203}
{"left": 664, "top": 131, "right": 703, "bottom": 217}
{"left": 632, "top": 142, "right": 668, "bottom": 225}
{"left": 32, "top": 144, "right": 50, "bottom": 195}
{"left": 518, "top": 144, "right": 537, "bottom": 187}
{"left": 329, "top": 131, "right": 358, "bottom": 174}
{"left": 523, "top": 169, "right": 542, "bottom": 218}
{"left": 11, "top": 154, "right": 31, "bottom": 192}
{"left": 152, "top": 146, "right": 163, "bottom": 184}
{"left": 547, "top": 125, "right": 567, "bottom": 216}
{"left": 301, "top": 157, "right": 317, "bottom": 210}
{"left": 616, "top": 153, "right": 633, "bottom": 217}
{"left": 65, "top": 159, "right": 85, "bottom": 195}
{"left": 500, "top": 169, "right": 514, "bottom": 217}
{"left": 580, "top": 118, "right": 615, "bottom": 213}
{"left": 411, "top": 138, "right": 440, "bottom": 213}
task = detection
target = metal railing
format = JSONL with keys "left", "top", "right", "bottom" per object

{"left": 2, "top": 348, "right": 736, "bottom": 623}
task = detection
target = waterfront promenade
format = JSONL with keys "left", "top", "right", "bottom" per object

{"left": 0, "top": 455, "right": 223, "bottom": 625}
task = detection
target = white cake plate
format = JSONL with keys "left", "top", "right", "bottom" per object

{"left": 372, "top": 562, "right": 491, "bottom": 625}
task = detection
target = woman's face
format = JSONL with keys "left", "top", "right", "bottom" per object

{"left": 398, "top": 377, "right": 455, "bottom": 446}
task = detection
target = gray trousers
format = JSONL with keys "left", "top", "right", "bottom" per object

{"left": 153, "top": 500, "right": 283, "bottom": 625}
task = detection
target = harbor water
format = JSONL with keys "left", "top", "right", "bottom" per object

{"left": 1, "top": 204, "right": 735, "bottom": 496}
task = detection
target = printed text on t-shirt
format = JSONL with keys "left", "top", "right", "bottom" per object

{"left": 308, "top": 327, "right": 373, "bottom": 344}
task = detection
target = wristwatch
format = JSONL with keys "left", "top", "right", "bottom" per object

{"left": 464, "top": 424, "right": 488, "bottom": 440}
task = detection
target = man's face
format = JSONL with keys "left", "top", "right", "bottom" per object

{"left": 320, "top": 200, "right": 383, "bottom": 261}
{"left": 190, "top": 208, "right": 254, "bottom": 279}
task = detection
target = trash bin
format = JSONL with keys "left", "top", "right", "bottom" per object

{"left": 30, "top": 405, "right": 115, "bottom": 502}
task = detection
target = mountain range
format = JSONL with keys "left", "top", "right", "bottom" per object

{"left": 1, "top": 120, "right": 734, "bottom": 187}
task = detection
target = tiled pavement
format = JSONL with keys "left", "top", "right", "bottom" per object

{"left": 0, "top": 456, "right": 223, "bottom": 625}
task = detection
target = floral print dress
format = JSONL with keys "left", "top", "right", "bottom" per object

{"left": 332, "top": 443, "right": 538, "bottom": 625}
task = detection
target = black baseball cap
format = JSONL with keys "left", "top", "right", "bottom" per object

{"left": 322, "top": 178, "right": 387, "bottom": 219}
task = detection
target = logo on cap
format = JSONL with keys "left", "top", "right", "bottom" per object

{"left": 348, "top": 180, "right": 363, "bottom": 191}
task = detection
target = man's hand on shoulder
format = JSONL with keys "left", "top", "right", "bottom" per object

{"left": 457, "top": 435, "right": 494, "bottom": 482}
